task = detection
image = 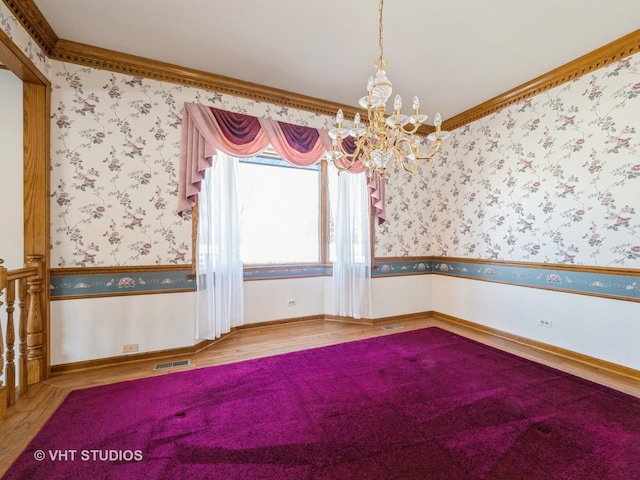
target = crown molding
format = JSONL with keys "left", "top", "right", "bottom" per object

{"left": 52, "top": 39, "right": 380, "bottom": 125}
{"left": 443, "top": 29, "right": 640, "bottom": 131}
{"left": 3, "top": 1, "right": 639, "bottom": 132}
{"left": 51, "top": 39, "right": 437, "bottom": 135}
{"left": 2, "top": 0, "right": 57, "bottom": 55}
{"left": 1, "top": 0, "right": 434, "bottom": 132}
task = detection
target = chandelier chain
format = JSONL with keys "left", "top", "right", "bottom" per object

{"left": 378, "top": 0, "right": 384, "bottom": 66}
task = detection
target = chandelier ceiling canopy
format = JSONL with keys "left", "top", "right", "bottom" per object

{"left": 327, "top": 0, "right": 450, "bottom": 177}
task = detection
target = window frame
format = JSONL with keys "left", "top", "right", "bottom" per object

{"left": 191, "top": 153, "right": 333, "bottom": 279}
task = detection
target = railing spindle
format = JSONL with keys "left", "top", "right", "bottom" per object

{"left": 5, "top": 280, "right": 16, "bottom": 406}
{"left": 18, "top": 277, "right": 28, "bottom": 394}
{"left": 0, "top": 259, "right": 6, "bottom": 416}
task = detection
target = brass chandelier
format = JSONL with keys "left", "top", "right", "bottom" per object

{"left": 327, "top": 0, "right": 450, "bottom": 176}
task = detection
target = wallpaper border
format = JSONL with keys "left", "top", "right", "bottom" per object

{"left": 49, "top": 268, "right": 195, "bottom": 299}
{"left": 50, "top": 258, "right": 640, "bottom": 302}
{"left": 431, "top": 260, "right": 640, "bottom": 303}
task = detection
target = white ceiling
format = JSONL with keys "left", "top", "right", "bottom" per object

{"left": 34, "top": 0, "right": 640, "bottom": 124}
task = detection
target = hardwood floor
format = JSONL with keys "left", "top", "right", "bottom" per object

{"left": 1, "top": 315, "right": 639, "bottom": 476}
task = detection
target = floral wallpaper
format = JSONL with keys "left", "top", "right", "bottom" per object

{"left": 375, "top": 160, "right": 432, "bottom": 257}
{"left": 377, "top": 53, "right": 640, "bottom": 267}
{"left": 49, "top": 61, "right": 334, "bottom": 266}
{"left": 4, "top": 1, "right": 639, "bottom": 269}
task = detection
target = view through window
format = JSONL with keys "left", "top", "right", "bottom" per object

{"left": 237, "top": 155, "right": 322, "bottom": 264}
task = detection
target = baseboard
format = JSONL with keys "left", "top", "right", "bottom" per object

{"left": 48, "top": 310, "right": 639, "bottom": 382}
{"left": 49, "top": 315, "right": 325, "bottom": 374}
{"left": 237, "top": 314, "right": 325, "bottom": 330}
{"left": 48, "top": 313, "right": 433, "bottom": 374}
{"left": 432, "top": 311, "right": 640, "bottom": 381}
{"left": 49, "top": 336, "right": 225, "bottom": 374}
{"left": 325, "top": 311, "right": 434, "bottom": 326}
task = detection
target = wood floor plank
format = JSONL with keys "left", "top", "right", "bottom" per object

{"left": 1, "top": 315, "right": 638, "bottom": 477}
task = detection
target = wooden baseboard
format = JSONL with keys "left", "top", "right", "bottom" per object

{"left": 325, "top": 311, "right": 434, "bottom": 326}
{"left": 50, "top": 336, "right": 222, "bottom": 374}
{"left": 49, "top": 310, "right": 639, "bottom": 382}
{"left": 236, "top": 314, "right": 325, "bottom": 330}
{"left": 432, "top": 311, "right": 640, "bottom": 381}
{"left": 48, "top": 313, "right": 432, "bottom": 374}
{"left": 49, "top": 315, "right": 325, "bottom": 374}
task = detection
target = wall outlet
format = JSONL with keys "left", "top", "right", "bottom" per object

{"left": 123, "top": 343, "right": 139, "bottom": 353}
{"left": 538, "top": 319, "right": 552, "bottom": 328}
{"left": 287, "top": 299, "right": 296, "bottom": 306}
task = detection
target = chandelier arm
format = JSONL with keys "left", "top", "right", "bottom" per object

{"left": 394, "top": 137, "right": 420, "bottom": 173}
{"left": 332, "top": 138, "right": 356, "bottom": 174}
{"left": 415, "top": 138, "right": 443, "bottom": 162}
{"left": 331, "top": 135, "right": 369, "bottom": 174}
{"left": 399, "top": 123, "right": 421, "bottom": 135}
{"left": 349, "top": 136, "right": 369, "bottom": 169}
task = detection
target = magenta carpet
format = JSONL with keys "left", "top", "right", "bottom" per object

{"left": 6, "top": 327, "right": 640, "bottom": 479}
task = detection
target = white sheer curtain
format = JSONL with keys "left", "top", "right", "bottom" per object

{"left": 333, "top": 171, "right": 373, "bottom": 319}
{"left": 196, "top": 151, "right": 244, "bottom": 339}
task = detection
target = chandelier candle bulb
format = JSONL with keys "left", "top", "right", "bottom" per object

{"left": 394, "top": 95, "right": 402, "bottom": 111}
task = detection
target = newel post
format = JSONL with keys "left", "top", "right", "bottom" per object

{"left": 25, "top": 255, "right": 45, "bottom": 385}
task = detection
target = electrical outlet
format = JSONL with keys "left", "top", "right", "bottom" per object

{"left": 287, "top": 299, "right": 296, "bottom": 306}
{"left": 123, "top": 343, "right": 139, "bottom": 353}
{"left": 538, "top": 319, "right": 552, "bottom": 328}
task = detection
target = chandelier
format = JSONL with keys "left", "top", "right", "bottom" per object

{"left": 327, "top": 0, "right": 450, "bottom": 177}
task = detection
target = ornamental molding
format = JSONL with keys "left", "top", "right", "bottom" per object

{"left": 4, "top": 1, "right": 639, "bottom": 131}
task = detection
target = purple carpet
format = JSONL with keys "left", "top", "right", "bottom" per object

{"left": 6, "top": 327, "right": 640, "bottom": 479}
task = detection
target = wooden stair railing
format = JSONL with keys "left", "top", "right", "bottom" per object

{"left": 0, "top": 255, "right": 45, "bottom": 418}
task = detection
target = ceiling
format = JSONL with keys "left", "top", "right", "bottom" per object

{"left": 33, "top": 0, "right": 640, "bottom": 125}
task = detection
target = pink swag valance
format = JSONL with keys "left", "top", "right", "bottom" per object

{"left": 177, "top": 103, "right": 386, "bottom": 223}
{"left": 337, "top": 136, "right": 386, "bottom": 225}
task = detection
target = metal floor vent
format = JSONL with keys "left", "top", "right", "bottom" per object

{"left": 153, "top": 359, "right": 191, "bottom": 371}
{"left": 381, "top": 324, "right": 404, "bottom": 331}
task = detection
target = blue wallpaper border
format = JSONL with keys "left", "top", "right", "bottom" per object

{"left": 50, "top": 270, "right": 195, "bottom": 298}
{"left": 372, "top": 259, "right": 433, "bottom": 276}
{"left": 50, "top": 259, "right": 640, "bottom": 302}
{"left": 432, "top": 261, "right": 640, "bottom": 302}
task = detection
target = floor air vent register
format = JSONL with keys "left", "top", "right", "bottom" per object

{"left": 153, "top": 359, "right": 191, "bottom": 371}
{"left": 381, "top": 324, "right": 404, "bottom": 331}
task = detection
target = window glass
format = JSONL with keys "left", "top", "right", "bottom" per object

{"left": 236, "top": 155, "right": 320, "bottom": 264}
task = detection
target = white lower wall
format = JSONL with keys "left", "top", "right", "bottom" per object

{"left": 244, "top": 275, "right": 434, "bottom": 323}
{"left": 432, "top": 275, "right": 640, "bottom": 371}
{"left": 50, "top": 292, "right": 197, "bottom": 365}
{"left": 50, "top": 273, "right": 640, "bottom": 371}
{"left": 322, "top": 275, "right": 433, "bottom": 319}
{"left": 244, "top": 277, "right": 326, "bottom": 324}
{"left": 50, "top": 274, "right": 435, "bottom": 364}
{"left": 371, "top": 275, "right": 433, "bottom": 318}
